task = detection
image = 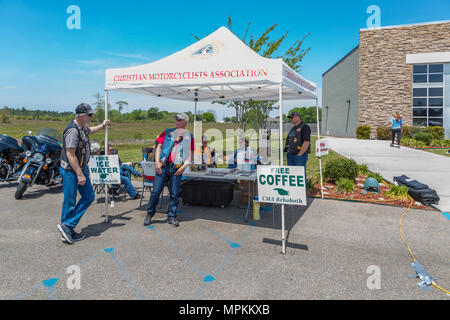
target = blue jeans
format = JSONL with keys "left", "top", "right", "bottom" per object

{"left": 119, "top": 175, "right": 138, "bottom": 197}
{"left": 120, "top": 163, "right": 140, "bottom": 179}
{"left": 287, "top": 153, "right": 309, "bottom": 190}
{"left": 60, "top": 166, "right": 95, "bottom": 228}
{"left": 146, "top": 164, "right": 182, "bottom": 219}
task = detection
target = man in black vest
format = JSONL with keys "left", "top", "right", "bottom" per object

{"left": 58, "top": 103, "right": 110, "bottom": 244}
{"left": 285, "top": 112, "right": 311, "bottom": 186}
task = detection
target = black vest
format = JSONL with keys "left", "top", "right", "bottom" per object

{"left": 60, "top": 121, "right": 89, "bottom": 171}
{"left": 285, "top": 122, "right": 308, "bottom": 154}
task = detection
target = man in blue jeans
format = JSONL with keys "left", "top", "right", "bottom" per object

{"left": 285, "top": 112, "right": 311, "bottom": 189}
{"left": 143, "top": 113, "right": 194, "bottom": 227}
{"left": 58, "top": 103, "right": 110, "bottom": 244}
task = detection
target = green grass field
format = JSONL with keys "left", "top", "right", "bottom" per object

{"left": 1, "top": 119, "right": 342, "bottom": 178}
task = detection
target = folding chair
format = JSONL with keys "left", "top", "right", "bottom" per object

{"left": 139, "top": 161, "right": 170, "bottom": 211}
{"left": 142, "top": 147, "right": 154, "bottom": 162}
{"left": 140, "top": 161, "right": 156, "bottom": 207}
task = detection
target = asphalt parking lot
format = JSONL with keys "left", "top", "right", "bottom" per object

{"left": 0, "top": 181, "right": 448, "bottom": 300}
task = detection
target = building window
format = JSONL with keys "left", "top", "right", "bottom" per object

{"left": 412, "top": 64, "right": 444, "bottom": 127}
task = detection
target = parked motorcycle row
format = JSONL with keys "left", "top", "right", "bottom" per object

{"left": 0, "top": 127, "right": 62, "bottom": 199}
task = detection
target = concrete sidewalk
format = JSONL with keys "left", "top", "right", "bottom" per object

{"left": 325, "top": 137, "right": 450, "bottom": 212}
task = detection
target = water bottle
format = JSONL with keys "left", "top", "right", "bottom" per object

{"left": 252, "top": 196, "right": 260, "bottom": 221}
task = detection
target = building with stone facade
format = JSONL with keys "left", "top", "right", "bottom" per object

{"left": 322, "top": 20, "right": 450, "bottom": 138}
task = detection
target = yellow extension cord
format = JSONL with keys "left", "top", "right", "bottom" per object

{"left": 399, "top": 199, "right": 450, "bottom": 295}
{"left": 311, "top": 191, "right": 449, "bottom": 295}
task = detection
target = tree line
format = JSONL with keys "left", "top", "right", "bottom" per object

{"left": 0, "top": 101, "right": 218, "bottom": 124}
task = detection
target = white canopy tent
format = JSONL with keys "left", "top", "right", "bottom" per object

{"left": 104, "top": 26, "right": 322, "bottom": 253}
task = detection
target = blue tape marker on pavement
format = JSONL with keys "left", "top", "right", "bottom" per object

{"left": 229, "top": 242, "right": 241, "bottom": 248}
{"left": 443, "top": 213, "right": 450, "bottom": 220}
{"left": 42, "top": 278, "right": 59, "bottom": 300}
{"left": 146, "top": 225, "right": 154, "bottom": 229}
{"left": 203, "top": 275, "right": 215, "bottom": 282}
{"left": 104, "top": 248, "right": 114, "bottom": 253}
{"left": 42, "top": 278, "right": 58, "bottom": 288}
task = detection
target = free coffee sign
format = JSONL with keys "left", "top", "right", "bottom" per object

{"left": 88, "top": 155, "right": 121, "bottom": 184}
{"left": 257, "top": 166, "right": 307, "bottom": 206}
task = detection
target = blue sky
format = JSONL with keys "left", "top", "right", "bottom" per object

{"left": 0, "top": 0, "right": 449, "bottom": 119}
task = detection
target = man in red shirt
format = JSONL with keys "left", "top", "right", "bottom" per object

{"left": 144, "top": 113, "right": 194, "bottom": 227}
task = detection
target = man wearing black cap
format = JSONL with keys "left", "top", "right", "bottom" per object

{"left": 285, "top": 111, "right": 311, "bottom": 175}
{"left": 58, "top": 103, "right": 110, "bottom": 244}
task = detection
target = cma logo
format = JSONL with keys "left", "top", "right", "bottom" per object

{"left": 193, "top": 44, "right": 214, "bottom": 56}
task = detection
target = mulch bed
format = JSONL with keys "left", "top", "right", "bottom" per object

{"left": 306, "top": 175, "right": 433, "bottom": 210}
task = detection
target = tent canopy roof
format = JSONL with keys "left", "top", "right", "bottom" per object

{"left": 105, "top": 26, "right": 317, "bottom": 102}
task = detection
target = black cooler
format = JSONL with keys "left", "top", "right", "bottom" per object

{"left": 181, "top": 179, "right": 234, "bottom": 207}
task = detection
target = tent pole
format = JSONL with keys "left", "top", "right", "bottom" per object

{"left": 316, "top": 98, "right": 324, "bottom": 199}
{"left": 279, "top": 85, "right": 286, "bottom": 255}
{"left": 104, "top": 90, "right": 109, "bottom": 223}
{"left": 193, "top": 91, "right": 198, "bottom": 147}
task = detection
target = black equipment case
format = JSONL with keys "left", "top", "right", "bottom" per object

{"left": 181, "top": 179, "right": 234, "bottom": 207}
{"left": 394, "top": 175, "right": 440, "bottom": 205}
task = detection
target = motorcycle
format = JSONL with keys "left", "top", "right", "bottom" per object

{"left": 15, "top": 127, "right": 62, "bottom": 199}
{"left": 0, "top": 134, "right": 26, "bottom": 182}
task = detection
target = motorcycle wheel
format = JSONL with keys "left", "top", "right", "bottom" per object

{"left": 15, "top": 182, "right": 28, "bottom": 199}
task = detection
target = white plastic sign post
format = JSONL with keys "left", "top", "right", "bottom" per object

{"left": 315, "top": 140, "right": 329, "bottom": 157}
{"left": 88, "top": 155, "right": 121, "bottom": 184}
{"left": 257, "top": 166, "right": 307, "bottom": 206}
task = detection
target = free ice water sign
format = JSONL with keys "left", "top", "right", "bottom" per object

{"left": 257, "top": 166, "right": 307, "bottom": 206}
{"left": 88, "top": 155, "right": 120, "bottom": 184}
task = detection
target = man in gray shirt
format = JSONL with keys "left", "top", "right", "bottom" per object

{"left": 58, "top": 103, "right": 110, "bottom": 244}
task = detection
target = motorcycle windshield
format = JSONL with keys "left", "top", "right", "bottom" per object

{"left": 36, "top": 127, "right": 61, "bottom": 144}
{"left": 0, "top": 134, "right": 21, "bottom": 152}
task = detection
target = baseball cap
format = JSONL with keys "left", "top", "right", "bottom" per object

{"left": 91, "top": 142, "right": 101, "bottom": 153}
{"left": 173, "top": 112, "right": 189, "bottom": 122}
{"left": 75, "top": 103, "right": 95, "bottom": 115}
{"left": 288, "top": 112, "right": 302, "bottom": 119}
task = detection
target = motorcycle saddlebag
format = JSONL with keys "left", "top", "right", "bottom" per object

{"left": 394, "top": 175, "right": 429, "bottom": 190}
{"left": 181, "top": 179, "right": 234, "bottom": 207}
{"left": 407, "top": 188, "right": 440, "bottom": 205}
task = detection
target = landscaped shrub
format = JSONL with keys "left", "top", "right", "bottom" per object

{"left": 367, "top": 172, "right": 384, "bottom": 183}
{"left": 401, "top": 137, "right": 415, "bottom": 147}
{"left": 411, "top": 140, "right": 426, "bottom": 148}
{"left": 402, "top": 126, "right": 412, "bottom": 138}
{"left": 413, "top": 132, "right": 433, "bottom": 145}
{"left": 376, "top": 126, "right": 392, "bottom": 140}
{"left": 424, "top": 126, "right": 445, "bottom": 140}
{"left": 358, "top": 163, "right": 369, "bottom": 175}
{"left": 336, "top": 178, "right": 355, "bottom": 194}
{"left": 356, "top": 126, "right": 371, "bottom": 140}
{"left": 384, "top": 184, "right": 410, "bottom": 201}
{"left": 307, "top": 176, "right": 318, "bottom": 192}
{"left": 409, "top": 126, "right": 425, "bottom": 138}
{"left": 430, "top": 140, "right": 445, "bottom": 148}
{"left": 323, "top": 158, "right": 359, "bottom": 182}
{"left": 430, "top": 139, "right": 450, "bottom": 148}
